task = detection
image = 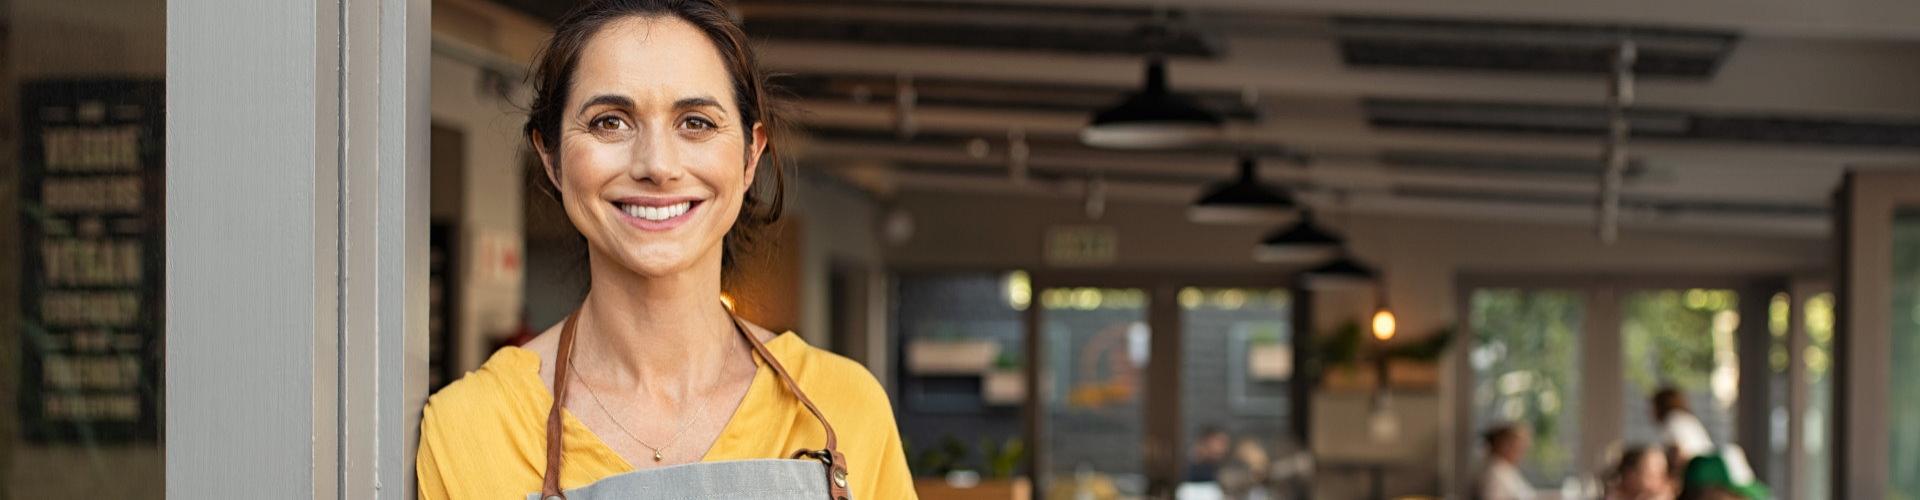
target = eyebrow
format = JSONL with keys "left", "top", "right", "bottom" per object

{"left": 575, "top": 94, "right": 725, "bottom": 115}
{"left": 576, "top": 94, "right": 634, "bottom": 115}
{"left": 673, "top": 96, "right": 723, "bottom": 111}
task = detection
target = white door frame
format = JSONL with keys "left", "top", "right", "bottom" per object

{"left": 165, "top": 0, "right": 429, "bottom": 497}
{"left": 1835, "top": 169, "right": 1920, "bottom": 500}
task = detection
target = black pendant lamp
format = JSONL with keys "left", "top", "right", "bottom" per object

{"left": 1081, "top": 57, "right": 1224, "bottom": 149}
{"left": 1299, "top": 253, "right": 1379, "bottom": 290}
{"left": 1188, "top": 156, "right": 1297, "bottom": 224}
{"left": 1254, "top": 211, "right": 1343, "bottom": 262}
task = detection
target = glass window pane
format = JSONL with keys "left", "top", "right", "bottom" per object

{"left": 6, "top": 1, "right": 167, "bottom": 498}
{"left": 892, "top": 272, "right": 1028, "bottom": 480}
{"left": 1042, "top": 287, "right": 1149, "bottom": 498}
{"left": 1469, "top": 288, "right": 1584, "bottom": 487}
{"left": 1891, "top": 210, "right": 1920, "bottom": 499}
{"left": 1803, "top": 292, "right": 1835, "bottom": 500}
{"left": 1178, "top": 288, "right": 1294, "bottom": 484}
{"left": 1620, "top": 289, "right": 1741, "bottom": 449}
{"left": 1766, "top": 292, "right": 1790, "bottom": 489}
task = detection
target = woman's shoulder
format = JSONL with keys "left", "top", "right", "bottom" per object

{"left": 418, "top": 348, "right": 550, "bottom": 499}
{"left": 766, "top": 332, "right": 892, "bottom": 412}
{"left": 422, "top": 348, "right": 549, "bottom": 435}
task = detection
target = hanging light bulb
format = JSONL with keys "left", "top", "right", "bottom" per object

{"left": 1371, "top": 307, "right": 1396, "bottom": 341}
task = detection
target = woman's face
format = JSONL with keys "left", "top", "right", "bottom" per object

{"left": 541, "top": 16, "right": 764, "bottom": 278}
{"left": 1622, "top": 452, "right": 1668, "bottom": 493}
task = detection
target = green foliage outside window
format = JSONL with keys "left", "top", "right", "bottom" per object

{"left": 1621, "top": 289, "right": 1736, "bottom": 397}
{"left": 1470, "top": 289, "right": 1583, "bottom": 486}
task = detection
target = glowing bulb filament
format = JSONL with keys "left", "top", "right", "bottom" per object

{"left": 1371, "top": 309, "right": 1397, "bottom": 341}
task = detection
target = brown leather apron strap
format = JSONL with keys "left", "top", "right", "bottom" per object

{"left": 539, "top": 307, "right": 851, "bottom": 500}
{"left": 540, "top": 310, "right": 581, "bottom": 499}
{"left": 726, "top": 314, "right": 853, "bottom": 500}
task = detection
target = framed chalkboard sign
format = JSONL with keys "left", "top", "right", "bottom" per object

{"left": 18, "top": 79, "right": 165, "bottom": 443}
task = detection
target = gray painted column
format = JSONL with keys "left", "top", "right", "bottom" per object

{"left": 167, "top": 0, "right": 337, "bottom": 496}
{"left": 378, "top": 0, "right": 432, "bottom": 497}
{"left": 166, "top": 0, "right": 427, "bottom": 497}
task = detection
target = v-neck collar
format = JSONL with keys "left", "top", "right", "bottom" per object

{"left": 500, "top": 331, "right": 801, "bottom": 472}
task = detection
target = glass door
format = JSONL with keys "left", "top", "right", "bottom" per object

{"left": 1038, "top": 286, "right": 1152, "bottom": 499}
{"left": 8, "top": 2, "right": 169, "bottom": 498}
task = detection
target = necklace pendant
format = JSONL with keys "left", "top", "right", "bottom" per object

{"left": 653, "top": 451, "right": 663, "bottom": 462}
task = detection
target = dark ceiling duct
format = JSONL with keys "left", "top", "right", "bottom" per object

{"left": 1376, "top": 149, "right": 1649, "bottom": 180}
{"left": 744, "top": 9, "right": 1218, "bottom": 57}
{"left": 1332, "top": 16, "right": 1739, "bottom": 79}
{"left": 1365, "top": 98, "right": 1920, "bottom": 149}
{"left": 783, "top": 74, "right": 1261, "bottom": 121}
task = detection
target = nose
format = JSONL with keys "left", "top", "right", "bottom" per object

{"left": 626, "top": 125, "right": 685, "bottom": 185}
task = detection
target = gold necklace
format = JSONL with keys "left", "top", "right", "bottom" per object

{"left": 567, "top": 351, "right": 708, "bottom": 462}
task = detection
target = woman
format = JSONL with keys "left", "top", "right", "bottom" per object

{"left": 1608, "top": 446, "right": 1674, "bottom": 500}
{"left": 1651, "top": 387, "right": 1715, "bottom": 470}
{"left": 1476, "top": 425, "right": 1536, "bottom": 500}
{"left": 415, "top": 1, "right": 915, "bottom": 498}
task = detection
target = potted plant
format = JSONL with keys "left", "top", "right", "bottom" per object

{"left": 1314, "top": 320, "right": 1453, "bottom": 390}
{"left": 982, "top": 352, "right": 1024, "bottom": 405}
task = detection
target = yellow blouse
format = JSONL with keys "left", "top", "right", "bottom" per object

{"left": 416, "top": 332, "right": 918, "bottom": 499}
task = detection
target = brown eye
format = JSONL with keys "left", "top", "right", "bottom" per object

{"left": 680, "top": 116, "right": 716, "bottom": 132}
{"left": 591, "top": 116, "right": 628, "bottom": 131}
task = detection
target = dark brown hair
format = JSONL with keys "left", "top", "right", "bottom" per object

{"left": 524, "top": 0, "right": 785, "bottom": 273}
{"left": 1483, "top": 424, "right": 1521, "bottom": 449}
{"left": 1653, "top": 386, "right": 1690, "bottom": 417}
{"left": 1615, "top": 445, "right": 1660, "bottom": 477}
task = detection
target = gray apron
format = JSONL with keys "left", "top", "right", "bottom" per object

{"left": 531, "top": 311, "right": 852, "bottom": 500}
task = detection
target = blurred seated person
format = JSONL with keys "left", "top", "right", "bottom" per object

{"left": 1608, "top": 446, "right": 1674, "bottom": 500}
{"left": 1476, "top": 424, "right": 1536, "bottom": 500}
{"left": 1187, "top": 425, "right": 1232, "bottom": 483}
{"left": 1676, "top": 451, "right": 1769, "bottom": 500}
{"left": 1652, "top": 387, "right": 1716, "bottom": 469}
{"left": 1232, "top": 437, "right": 1271, "bottom": 485}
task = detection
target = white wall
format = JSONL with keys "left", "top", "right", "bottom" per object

{"left": 429, "top": 51, "right": 528, "bottom": 373}
{"left": 795, "top": 173, "right": 885, "bottom": 343}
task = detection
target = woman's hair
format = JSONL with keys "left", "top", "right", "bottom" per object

{"left": 1653, "top": 387, "right": 1690, "bottom": 417}
{"left": 523, "top": 0, "right": 786, "bottom": 274}
{"left": 1615, "top": 445, "right": 1659, "bottom": 478}
{"left": 1483, "top": 424, "right": 1521, "bottom": 450}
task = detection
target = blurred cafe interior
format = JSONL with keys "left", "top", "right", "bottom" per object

{"left": 4, "top": 0, "right": 1920, "bottom": 499}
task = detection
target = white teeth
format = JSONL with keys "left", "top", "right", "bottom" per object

{"left": 623, "top": 201, "right": 691, "bottom": 221}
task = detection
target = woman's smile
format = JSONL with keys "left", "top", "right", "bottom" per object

{"left": 611, "top": 195, "right": 705, "bottom": 231}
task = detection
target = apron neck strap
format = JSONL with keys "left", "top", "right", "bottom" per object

{"left": 539, "top": 306, "right": 846, "bottom": 499}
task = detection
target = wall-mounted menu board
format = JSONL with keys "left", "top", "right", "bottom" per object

{"left": 18, "top": 80, "right": 164, "bottom": 443}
